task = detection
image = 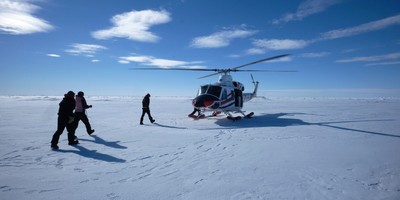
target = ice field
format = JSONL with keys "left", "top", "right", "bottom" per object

{"left": 1, "top": 95, "right": 400, "bottom": 199}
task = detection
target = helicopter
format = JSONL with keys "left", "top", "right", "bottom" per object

{"left": 130, "top": 54, "right": 294, "bottom": 120}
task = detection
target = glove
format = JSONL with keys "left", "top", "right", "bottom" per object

{"left": 88, "top": 105, "right": 93, "bottom": 108}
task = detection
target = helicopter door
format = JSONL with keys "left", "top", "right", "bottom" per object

{"left": 234, "top": 89, "right": 243, "bottom": 107}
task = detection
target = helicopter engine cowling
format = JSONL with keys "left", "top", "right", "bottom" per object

{"left": 192, "top": 94, "right": 219, "bottom": 109}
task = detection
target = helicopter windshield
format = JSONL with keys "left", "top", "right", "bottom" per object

{"left": 198, "top": 85, "right": 221, "bottom": 97}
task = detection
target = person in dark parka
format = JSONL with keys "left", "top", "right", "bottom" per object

{"left": 74, "top": 91, "right": 94, "bottom": 135}
{"left": 140, "top": 93, "right": 155, "bottom": 125}
{"left": 51, "top": 91, "right": 78, "bottom": 149}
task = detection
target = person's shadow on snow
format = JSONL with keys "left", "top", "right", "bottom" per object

{"left": 79, "top": 135, "right": 127, "bottom": 149}
{"left": 212, "top": 112, "right": 399, "bottom": 138}
{"left": 57, "top": 145, "right": 126, "bottom": 163}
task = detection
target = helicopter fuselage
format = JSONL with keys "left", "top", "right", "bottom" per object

{"left": 129, "top": 54, "right": 291, "bottom": 118}
{"left": 192, "top": 74, "right": 258, "bottom": 114}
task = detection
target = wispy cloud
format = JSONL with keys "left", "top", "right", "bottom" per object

{"left": 0, "top": 0, "right": 53, "bottom": 34}
{"left": 272, "top": 0, "right": 342, "bottom": 24}
{"left": 252, "top": 39, "right": 309, "bottom": 50}
{"left": 317, "top": 14, "right": 400, "bottom": 41}
{"left": 337, "top": 52, "right": 400, "bottom": 63}
{"left": 247, "top": 13, "right": 400, "bottom": 56}
{"left": 119, "top": 54, "right": 206, "bottom": 69}
{"left": 366, "top": 61, "right": 400, "bottom": 66}
{"left": 240, "top": 39, "right": 309, "bottom": 56}
{"left": 92, "top": 9, "right": 171, "bottom": 42}
{"left": 342, "top": 49, "right": 356, "bottom": 53}
{"left": 190, "top": 27, "right": 257, "bottom": 48}
{"left": 300, "top": 52, "right": 330, "bottom": 58}
{"left": 244, "top": 48, "right": 267, "bottom": 56}
{"left": 65, "top": 43, "right": 107, "bottom": 57}
{"left": 46, "top": 53, "right": 61, "bottom": 58}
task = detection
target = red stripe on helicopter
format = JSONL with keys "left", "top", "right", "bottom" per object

{"left": 221, "top": 94, "right": 234, "bottom": 105}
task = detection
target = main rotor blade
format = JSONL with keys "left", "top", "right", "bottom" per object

{"left": 231, "top": 54, "right": 290, "bottom": 70}
{"left": 198, "top": 69, "right": 296, "bottom": 79}
{"left": 232, "top": 69, "right": 297, "bottom": 72}
{"left": 198, "top": 72, "right": 221, "bottom": 79}
{"left": 129, "top": 54, "right": 292, "bottom": 79}
{"left": 129, "top": 67, "right": 218, "bottom": 72}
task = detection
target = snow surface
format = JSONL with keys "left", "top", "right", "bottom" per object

{"left": 1, "top": 95, "right": 400, "bottom": 200}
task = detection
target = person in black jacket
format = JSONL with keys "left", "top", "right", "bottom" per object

{"left": 51, "top": 91, "right": 79, "bottom": 149}
{"left": 74, "top": 91, "right": 94, "bottom": 135}
{"left": 140, "top": 93, "right": 155, "bottom": 125}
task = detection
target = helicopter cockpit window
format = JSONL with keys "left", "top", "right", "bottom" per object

{"left": 221, "top": 89, "right": 227, "bottom": 99}
{"left": 198, "top": 85, "right": 208, "bottom": 95}
{"left": 198, "top": 85, "right": 222, "bottom": 97}
{"left": 206, "top": 86, "right": 222, "bottom": 97}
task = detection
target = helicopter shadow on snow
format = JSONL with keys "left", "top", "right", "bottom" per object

{"left": 210, "top": 113, "right": 400, "bottom": 138}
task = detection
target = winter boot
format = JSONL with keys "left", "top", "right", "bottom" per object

{"left": 88, "top": 129, "right": 95, "bottom": 135}
{"left": 68, "top": 140, "right": 79, "bottom": 145}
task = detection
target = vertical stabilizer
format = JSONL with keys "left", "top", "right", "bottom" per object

{"left": 251, "top": 74, "right": 258, "bottom": 98}
{"left": 243, "top": 75, "right": 259, "bottom": 102}
{"left": 253, "top": 81, "right": 259, "bottom": 98}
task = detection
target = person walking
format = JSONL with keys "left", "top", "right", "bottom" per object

{"left": 51, "top": 91, "right": 78, "bottom": 149}
{"left": 140, "top": 93, "right": 155, "bottom": 125}
{"left": 74, "top": 91, "right": 95, "bottom": 135}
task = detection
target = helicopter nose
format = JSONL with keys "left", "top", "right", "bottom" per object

{"left": 192, "top": 95, "right": 219, "bottom": 108}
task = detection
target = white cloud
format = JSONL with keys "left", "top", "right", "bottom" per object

{"left": 190, "top": 28, "right": 257, "bottom": 48}
{"left": 252, "top": 39, "right": 309, "bottom": 50}
{"left": 272, "top": 0, "right": 342, "bottom": 24}
{"left": 46, "top": 53, "right": 60, "bottom": 58}
{"left": 248, "top": 14, "right": 400, "bottom": 55}
{"left": 92, "top": 9, "right": 171, "bottom": 42}
{"left": 337, "top": 52, "right": 400, "bottom": 63}
{"left": 91, "top": 59, "right": 100, "bottom": 63}
{"left": 245, "top": 48, "right": 266, "bottom": 55}
{"left": 300, "top": 52, "right": 330, "bottom": 58}
{"left": 0, "top": 0, "right": 53, "bottom": 34}
{"left": 318, "top": 14, "right": 400, "bottom": 41}
{"left": 118, "top": 60, "right": 130, "bottom": 64}
{"left": 239, "top": 39, "right": 307, "bottom": 57}
{"left": 119, "top": 54, "right": 205, "bottom": 69}
{"left": 227, "top": 54, "right": 241, "bottom": 58}
{"left": 342, "top": 49, "right": 356, "bottom": 53}
{"left": 65, "top": 43, "right": 107, "bottom": 56}
{"left": 366, "top": 61, "right": 400, "bottom": 66}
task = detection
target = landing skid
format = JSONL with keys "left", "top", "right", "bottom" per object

{"left": 189, "top": 111, "right": 254, "bottom": 120}
{"left": 188, "top": 114, "right": 206, "bottom": 120}
{"left": 226, "top": 111, "right": 254, "bottom": 121}
{"left": 188, "top": 110, "right": 222, "bottom": 120}
{"left": 227, "top": 115, "right": 242, "bottom": 121}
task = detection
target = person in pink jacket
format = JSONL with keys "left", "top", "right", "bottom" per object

{"left": 74, "top": 91, "right": 95, "bottom": 135}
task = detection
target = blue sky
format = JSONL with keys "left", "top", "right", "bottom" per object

{"left": 1, "top": 0, "right": 400, "bottom": 96}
